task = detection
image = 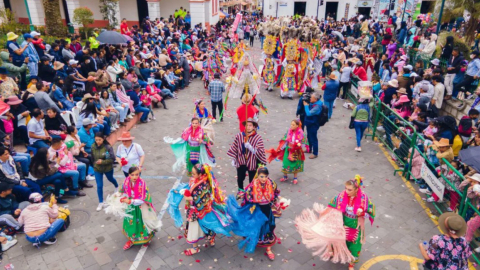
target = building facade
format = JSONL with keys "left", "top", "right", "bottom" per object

{"left": 1, "top": 0, "right": 219, "bottom": 30}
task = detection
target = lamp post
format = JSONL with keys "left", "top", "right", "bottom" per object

{"left": 23, "top": 0, "right": 35, "bottom": 31}
{"left": 436, "top": 0, "right": 445, "bottom": 34}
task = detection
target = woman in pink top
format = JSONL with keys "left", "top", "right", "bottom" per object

{"left": 395, "top": 95, "right": 412, "bottom": 119}
{"left": 18, "top": 193, "right": 64, "bottom": 246}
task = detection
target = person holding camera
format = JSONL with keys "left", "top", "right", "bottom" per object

{"left": 303, "top": 92, "right": 323, "bottom": 159}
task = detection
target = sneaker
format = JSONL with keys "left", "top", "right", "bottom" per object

{"left": 44, "top": 238, "right": 57, "bottom": 245}
{"left": 1, "top": 239, "right": 17, "bottom": 251}
{"left": 114, "top": 123, "right": 120, "bottom": 129}
{"left": 86, "top": 175, "right": 95, "bottom": 181}
{"left": 354, "top": 147, "right": 359, "bottom": 151}
{"left": 426, "top": 197, "right": 435, "bottom": 203}
{"left": 357, "top": 147, "right": 362, "bottom": 152}
{"left": 114, "top": 187, "right": 119, "bottom": 194}
{"left": 96, "top": 203, "right": 104, "bottom": 211}
{"left": 111, "top": 126, "right": 117, "bottom": 131}
{"left": 419, "top": 188, "right": 431, "bottom": 195}
{"left": 127, "top": 114, "right": 134, "bottom": 119}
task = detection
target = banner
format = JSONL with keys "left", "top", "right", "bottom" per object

{"left": 231, "top": 13, "right": 243, "bottom": 34}
{"left": 421, "top": 162, "right": 445, "bottom": 201}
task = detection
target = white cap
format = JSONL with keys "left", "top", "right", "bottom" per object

{"left": 404, "top": 65, "right": 413, "bottom": 70}
{"left": 469, "top": 173, "right": 480, "bottom": 182}
{"left": 69, "top": 59, "right": 78, "bottom": 65}
{"left": 30, "top": 31, "right": 41, "bottom": 37}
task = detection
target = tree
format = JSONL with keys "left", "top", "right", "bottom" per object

{"left": 42, "top": 0, "right": 66, "bottom": 36}
{"left": 437, "top": 0, "right": 480, "bottom": 44}
{"left": 73, "top": 7, "right": 94, "bottom": 39}
{"left": 99, "top": 0, "right": 119, "bottom": 29}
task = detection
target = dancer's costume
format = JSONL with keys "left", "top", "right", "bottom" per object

{"left": 226, "top": 176, "right": 281, "bottom": 253}
{"left": 194, "top": 102, "right": 215, "bottom": 144}
{"left": 295, "top": 175, "right": 375, "bottom": 265}
{"left": 163, "top": 125, "right": 215, "bottom": 175}
{"left": 266, "top": 126, "right": 309, "bottom": 174}
{"left": 230, "top": 53, "right": 261, "bottom": 99}
{"left": 280, "top": 40, "right": 299, "bottom": 98}
{"left": 121, "top": 176, "right": 161, "bottom": 245}
{"left": 261, "top": 35, "right": 279, "bottom": 91}
{"left": 364, "top": 53, "right": 376, "bottom": 81}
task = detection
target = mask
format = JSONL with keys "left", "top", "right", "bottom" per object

{"left": 461, "top": 67, "right": 466, "bottom": 72}
{"left": 470, "top": 54, "right": 475, "bottom": 59}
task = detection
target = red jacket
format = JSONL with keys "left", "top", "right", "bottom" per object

{"left": 353, "top": 66, "right": 367, "bottom": 81}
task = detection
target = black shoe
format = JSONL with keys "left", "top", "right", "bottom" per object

{"left": 288, "top": 97, "right": 293, "bottom": 100}
{"left": 44, "top": 238, "right": 57, "bottom": 245}
{"left": 80, "top": 181, "right": 93, "bottom": 188}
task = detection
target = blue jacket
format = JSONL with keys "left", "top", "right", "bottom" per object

{"left": 78, "top": 127, "right": 95, "bottom": 153}
{"left": 323, "top": 80, "right": 340, "bottom": 102}
{"left": 126, "top": 90, "right": 140, "bottom": 107}
{"left": 304, "top": 100, "right": 323, "bottom": 126}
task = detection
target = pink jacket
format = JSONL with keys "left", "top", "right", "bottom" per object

{"left": 48, "top": 144, "right": 77, "bottom": 173}
{"left": 18, "top": 204, "right": 59, "bottom": 233}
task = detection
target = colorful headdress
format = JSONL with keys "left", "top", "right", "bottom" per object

{"left": 352, "top": 174, "right": 364, "bottom": 188}
{"left": 263, "top": 35, "right": 277, "bottom": 55}
{"left": 285, "top": 39, "right": 299, "bottom": 61}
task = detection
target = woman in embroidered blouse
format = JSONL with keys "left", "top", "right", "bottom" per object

{"left": 120, "top": 166, "right": 160, "bottom": 250}
{"left": 182, "top": 164, "right": 230, "bottom": 256}
{"left": 193, "top": 100, "right": 215, "bottom": 144}
{"left": 266, "top": 119, "right": 308, "bottom": 185}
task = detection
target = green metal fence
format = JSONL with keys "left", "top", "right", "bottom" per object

{"left": 347, "top": 86, "right": 480, "bottom": 264}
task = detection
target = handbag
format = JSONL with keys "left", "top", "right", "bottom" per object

{"left": 2, "top": 119, "right": 13, "bottom": 134}
{"left": 349, "top": 117, "right": 355, "bottom": 129}
{"left": 57, "top": 207, "right": 71, "bottom": 232}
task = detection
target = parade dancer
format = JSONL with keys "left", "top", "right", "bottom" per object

{"left": 295, "top": 175, "right": 375, "bottom": 270}
{"left": 261, "top": 35, "right": 279, "bottom": 92}
{"left": 227, "top": 167, "right": 287, "bottom": 261}
{"left": 120, "top": 167, "right": 161, "bottom": 250}
{"left": 194, "top": 99, "right": 215, "bottom": 144}
{"left": 164, "top": 118, "right": 215, "bottom": 175}
{"left": 266, "top": 119, "right": 309, "bottom": 185}
{"left": 227, "top": 118, "right": 267, "bottom": 198}
{"left": 280, "top": 40, "right": 299, "bottom": 100}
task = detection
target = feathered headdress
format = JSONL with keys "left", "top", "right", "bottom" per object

{"left": 353, "top": 174, "right": 364, "bottom": 188}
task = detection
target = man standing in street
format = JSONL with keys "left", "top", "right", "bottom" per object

{"left": 208, "top": 73, "right": 225, "bottom": 121}
{"left": 304, "top": 92, "right": 323, "bottom": 159}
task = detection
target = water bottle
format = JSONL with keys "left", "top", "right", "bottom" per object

{"left": 423, "top": 241, "right": 429, "bottom": 250}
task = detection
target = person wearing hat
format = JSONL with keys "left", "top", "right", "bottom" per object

{"left": 6, "top": 32, "right": 28, "bottom": 89}
{"left": 430, "top": 138, "right": 454, "bottom": 165}
{"left": 30, "top": 31, "right": 45, "bottom": 58}
{"left": 115, "top": 132, "right": 145, "bottom": 177}
{"left": 237, "top": 93, "right": 259, "bottom": 132}
{"left": 0, "top": 51, "right": 28, "bottom": 82}
{"left": 20, "top": 33, "right": 40, "bottom": 77}
{"left": 394, "top": 95, "right": 412, "bottom": 118}
{"left": 322, "top": 73, "right": 340, "bottom": 120}
{"left": 78, "top": 118, "right": 95, "bottom": 154}
{"left": 208, "top": 73, "right": 225, "bottom": 121}
{"left": 454, "top": 50, "right": 480, "bottom": 99}
{"left": 0, "top": 67, "right": 19, "bottom": 99}
{"left": 419, "top": 212, "right": 471, "bottom": 270}
{"left": 382, "top": 79, "right": 399, "bottom": 105}
{"left": 353, "top": 60, "right": 367, "bottom": 81}
{"left": 397, "top": 65, "right": 413, "bottom": 98}
{"left": 18, "top": 192, "right": 65, "bottom": 246}
{"left": 227, "top": 118, "right": 267, "bottom": 196}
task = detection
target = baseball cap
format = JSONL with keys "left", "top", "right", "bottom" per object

{"left": 69, "top": 59, "right": 78, "bottom": 65}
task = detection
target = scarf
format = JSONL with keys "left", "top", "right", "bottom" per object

{"left": 335, "top": 188, "right": 372, "bottom": 224}
{"left": 196, "top": 106, "right": 209, "bottom": 118}
{"left": 246, "top": 178, "right": 275, "bottom": 204}
{"left": 181, "top": 126, "right": 204, "bottom": 141}
{"left": 286, "top": 127, "right": 304, "bottom": 143}
{"left": 123, "top": 176, "right": 147, "bottom": 201}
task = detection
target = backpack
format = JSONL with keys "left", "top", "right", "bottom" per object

{"left": 458, "top": 116, "right": 473, "bottom": 137}
{"left": 318, "top": 105, "right": 329, "bottom": 126}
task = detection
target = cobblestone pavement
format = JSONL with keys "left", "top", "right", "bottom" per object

{"left": 0, "top": 42, "right": 440, "bottom": 270}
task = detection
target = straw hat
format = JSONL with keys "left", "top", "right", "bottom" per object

{"left": 53, "top": 61, "right": 65, "bottom": 71}
{"left": 242, "top": 117, "right": 258, "bottom": 128}
{"left": 388, "top": 79, "right": 399, "bottom": 88}
{"left": 438, "top": 212, "right": 467, "bottom": 237}
{"left": 118, "top": 131, "right": 135, "bottom": 141}
{"left": 81, "top": 93, "right": 94, "bottom": 102}
{"left": 241, "top": 94, "right": 252, "bottom": 104}
{"left": 27, "top": 85, "right": 38, "bottom": 95}
{"left": 397, "top": 88, "right": 407, "bottom": 94}
{"left": 434, "top": 138, "right": 450, "bottom": 147}
{"left": 6, "top": 32, "right": 18, "bottom": 41}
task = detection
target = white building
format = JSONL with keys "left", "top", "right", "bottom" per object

{"left": 1, "top": 0, "right": 220, "bottom": 30}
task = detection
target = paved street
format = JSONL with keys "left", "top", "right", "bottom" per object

{"left": 0, "top": 42, "right": 439, "bottom": 270}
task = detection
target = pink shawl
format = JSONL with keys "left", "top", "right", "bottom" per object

{"left": 181, "top": 126, "right": 204, "bottom": 141}
{"left": 123, "top": 176, "right": 146, "bottom": 201}
{"left": 286, "top": 127, "right": 304, "bottom": 143}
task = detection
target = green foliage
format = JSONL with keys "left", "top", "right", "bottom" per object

{"left": 0, "top": 8, "right": 31, "bottom": 35}
{"left": 73, "top": 7, "right": 94, "bottom": 39}
{"left": 436, "top": 32, "right": 471, "bottom": 60}
{"left": 99, "top": 0, "right": 119, "bottom": 29}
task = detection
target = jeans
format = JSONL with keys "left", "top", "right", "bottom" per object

{"left": 74, "top": 155, "right": 92, "bottom": 175}
{"left": 454, "top": 74, "right": 475, "bottom": 93}
{"left": 35, "top": 172, "right": 66, "bottom": 196}
{"left": 16, "top": 125, "right": 29, "bottom": 145}
{"left": 138, "top": 80, "right": 148, "bottom": 88}
{"left": 94, "top": 170, "right": 118, "bottom": 203}
{"left": 13, "top": 153, "right": 31, "bottom": 175}
{"left": 25, "top": 219, "right": 65, "bottom": 244}
{"left": 12, "top": 179, "right": 41, "bottom": 202}
{"left": 161, "top": 88, "right": 175, "bottom": 98}
{"left": 211, "top": 100, "right": 223, "bottom": 120}
{"left": 354, "top": 121, "right": 369, "bottom": 147}
{"left": 444, "top": 73, "right": 455, "bottom": 96}
{"left": 114, "top": 105, "right": 128, "bottom": 122}
{"left": 236, "top": 165, "right": 256, "bottom": 190}
{"left": 134, "top": 105, "right": 151, "bottom": 122}
{"left": 260, "top": 36, "right": 265, "bottom": 49}
{"left": 339, "top": 82, "right": 349, "bottom": 99}
{"left": 62, "top": 162, "right": 86, "bottom": 189}
{"left": 306, "top": 124, "right": 320, "bottom": 156}
{"left": 31, "top": 140, "right": 50, "bottom": 149}
{"left": 323, "top": 100, "right": 334, "bottom": 119}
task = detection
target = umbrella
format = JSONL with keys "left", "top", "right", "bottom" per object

{"left": 331, "top": 31, "right": 344, "bottom": 41}
{"left": 96, "top": 31, "right": 129, "bottom": 45}
{"left": 459, "top": 146, "right": 480, "bottom": 172}
{"left": 123, "top": 34, "right": 133, "bottom": 42}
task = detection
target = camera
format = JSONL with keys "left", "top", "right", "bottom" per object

{"left": 302, "top": 87, "right": 315, "bottom": 103}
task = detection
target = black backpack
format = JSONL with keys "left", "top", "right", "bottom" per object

{"left": 318, "top": 105, "right": 329, "bottom": 126}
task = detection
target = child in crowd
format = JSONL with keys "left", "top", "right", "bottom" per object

{"left": 425, "top": 161, "right": 462, "bottom": 212}
{"left": 423, "top": 120, "right": 438, "bottom": 137}
{"left": 140, "top": 89, "right": 155, "bottom": 121}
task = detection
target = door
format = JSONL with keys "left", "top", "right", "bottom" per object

{"left": 3, "top": 0, "right": 11, "bottom": 10}
{"left": 358, "top": 7, "right": 371, "bottom": 18}
{"left": 136, "top": 0, "right": 149, "bottom": 24}
{"left": 325, "top": 2, "right": 338, "bottom": 20}
{"left": 294, "top": 2, "right": 307, "bottom": 16}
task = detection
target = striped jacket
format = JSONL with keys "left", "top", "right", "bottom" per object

{"left": 227, "top": 132, "right": 267, "bottom": 171}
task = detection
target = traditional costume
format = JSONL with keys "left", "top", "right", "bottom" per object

{"left": 295, "top": 175, "right": 375, "bottom": 267}
{"left": 227, "top": 118, "right": 267, "bottom": 193}
{"left": 236, "top": 92, "right": 259, "bottom": 132}
{"left": 261, "top": 35, "right": 279, "bottom": 92}
{"left": 120, "top": 176, "right": 161, "bottom": 249}
{"left": 163, "top": 124, "right": 215, "bottom": 175}
{"left": 266, "top": 124, "right": 309, "bottom": 183}
{"left": 280, "top": 40, "right": 299, "bottom": 99}
{"left": 230, "top": 53, "right": 261, "bottom": 99}
{"left": 194, "top": 100, "right": 215, "bottom": 144}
